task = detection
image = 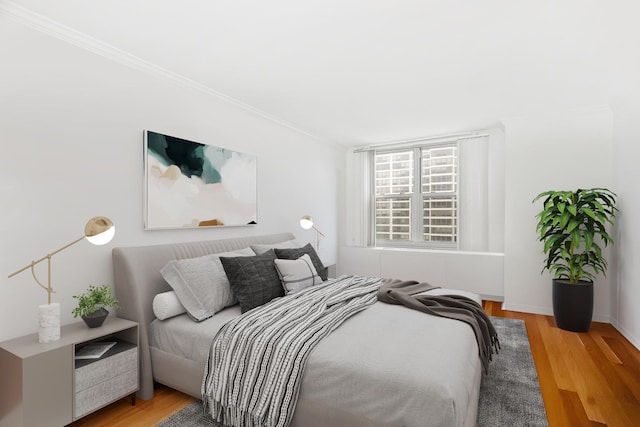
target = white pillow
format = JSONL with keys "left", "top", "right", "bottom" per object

{"left": 160, "top": 247, "right": 254, "bottom": 321}
{"left": 152, "top": 291, "right": 187, "bottom": 320}
{"left": 274, "top": 254, "right": 323, "bottom": 294}
{"left": 251, "top": 239, "right": 300, "bottom": 255}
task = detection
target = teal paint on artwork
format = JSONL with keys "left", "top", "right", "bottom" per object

{"left": 145, "top": 130, "right": 255, "bottom": 185}
{"left": 202, "top": 146, "right": 233, "bottom": 184}
{"left": 146, "top": 131, "right": 206, "bottom": 180}
{"left": 145, "top": 130, "right": 258, "bottom": 229}
{"left": 166, "top": 138, "right": 204, "bottom": 179}
{"left": 201, "top": 161, "right": 221, "bottom": 184}
{"left": 146, "top": 131, "right": 172, "bottom": 166}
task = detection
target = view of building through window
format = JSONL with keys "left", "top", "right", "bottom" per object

{"left": 375, "top": 144, "right": 457, "bottom": 245}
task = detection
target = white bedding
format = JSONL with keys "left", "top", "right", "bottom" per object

{"left": 150, "top": 305, "right": 241, "bottom": 362}
{"left": 149, "top": 285, "right": 482, "bottom": 427}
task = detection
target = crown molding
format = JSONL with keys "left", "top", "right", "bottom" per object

{"left": 0, "top": 1, "right": 345, "bottom": 147}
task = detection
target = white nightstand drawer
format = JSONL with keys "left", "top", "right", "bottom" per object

{"left": 75, "top": 345, "right": 137, "bottom": 391}
{"left": 75, "top": 369, "right": 137, "bottom": 418}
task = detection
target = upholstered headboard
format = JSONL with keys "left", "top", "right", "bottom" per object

{"left": 112, "top": 232, "right": 295, "bottom": 399}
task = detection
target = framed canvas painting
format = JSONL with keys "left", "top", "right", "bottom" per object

{"left": 144, "top": 130, "right": 257, "bottom": 229}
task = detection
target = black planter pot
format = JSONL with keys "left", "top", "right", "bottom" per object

{"left": 81, "top": 307, "right": 109, "bottom": 328}
{"left": 552, "top": 279, "right": 593, "bottom": 332}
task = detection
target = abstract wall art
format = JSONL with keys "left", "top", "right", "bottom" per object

{"left": 144, "top": 130, "right": 257, "bottom": 229}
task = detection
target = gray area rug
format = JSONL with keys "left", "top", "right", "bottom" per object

{"left": 157, "top": 317, "right": 547, "bottom": 427}
{"left": 477, "top": 317, "right": 548, "bottom": 426}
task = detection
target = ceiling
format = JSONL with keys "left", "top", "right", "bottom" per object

{"left": 5, "top": 0, "right": 639, "bottom": 146}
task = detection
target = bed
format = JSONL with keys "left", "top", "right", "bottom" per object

{"left": 113, "top": 233, "right": 483, "bottom": 427}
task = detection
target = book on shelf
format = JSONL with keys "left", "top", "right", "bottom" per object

{"left": 75, "top": 341, "right": 117, "bottom": 359}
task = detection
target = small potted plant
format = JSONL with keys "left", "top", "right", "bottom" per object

{"left": 533, "top": 188, "right": 617, "bottom": 332}
{"left": 72, "top": 284, "right": 121, "bottom": 328}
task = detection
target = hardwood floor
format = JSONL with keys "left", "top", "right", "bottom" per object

{"left": 483, "top": 301, "right": 640, "bottom": 427}
{"left": 70, "top": 303, "right": 640, "bottom": 426}
{"left": 69, "top": 384, "right": 195, "bottom": 427}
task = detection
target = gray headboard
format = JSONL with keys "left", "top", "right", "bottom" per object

{"left": 112, "top": 232, "right": 295, "bottom": 399}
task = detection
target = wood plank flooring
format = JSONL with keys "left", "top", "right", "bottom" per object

{"left": 70, "top": 302, "right": 640, "bottom": 426}
{"left": 483, "top": 301, "right": 640, "bottom": 427}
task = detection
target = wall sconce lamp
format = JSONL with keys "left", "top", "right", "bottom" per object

{"left": 8, "top": 216, "right": 116, "bottom": 343}
{"left": 299, "top": 215, "right": 325, "bottom": 251}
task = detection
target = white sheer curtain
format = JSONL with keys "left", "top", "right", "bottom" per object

{"left": 458, "top": 136, "right": 489, "bottom": 251}
{"left": 345, "top": 149, "right": 374, "bottom": 247}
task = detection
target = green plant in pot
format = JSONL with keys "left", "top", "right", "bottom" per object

{"left": 72, "top": 284, "right": 121, "bottom": 328}
{"left": 533, "top": 188, "right": 617, "bottom": 332}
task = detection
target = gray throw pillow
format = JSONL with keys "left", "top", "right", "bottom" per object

{"left": 160, "top": 247, "right": 254, "bottom": 321}
{"left": 275, "top": 243, "right": 328, "bottom": 281}
{"left": 220, "top": 249, "right": 284, "bottom": 313}
{"left": 250, "top": 239, "right": 300, "bottom": 255}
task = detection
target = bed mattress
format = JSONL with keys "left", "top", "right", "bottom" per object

{"left": 149, "top": 286, "right": 482, "bottom": 427}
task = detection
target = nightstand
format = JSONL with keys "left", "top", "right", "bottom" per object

{"left": 0, "top": 317, "right": 138, "bottom": 427}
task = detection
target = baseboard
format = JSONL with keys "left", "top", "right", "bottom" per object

{"left": 480, "top": 294, "right": 504, "bottom": 302}
{"left": 610, "top": 318, "right": 640, "bottom": 351}
{"left": 501, "top": 302, "right": 610, "bottom": 324}
{"left": 501, "top": 302, "right": 553, "bottom": 317}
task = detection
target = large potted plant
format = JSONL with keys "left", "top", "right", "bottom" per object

{"left": 72, "top": 284, "right": 121, "bottom": 328}
{"left": 533, "top": 188, "right": 617, "bottom": 332}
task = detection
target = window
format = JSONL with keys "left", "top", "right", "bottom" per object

{"left": 347, "top": 132, "right": 502, "bottom": 252}
{"left": 374, "top": 144, "right": 458, "bottom": 247}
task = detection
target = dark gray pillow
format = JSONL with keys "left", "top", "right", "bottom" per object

{"left": 250, "top": 239, "right": 300, "bottom": 255}
{"left": 220, "top": 249, "right": 284, "bottom": 313}
{"left": 275, "top": 243, "right": 327, "bottom": 281}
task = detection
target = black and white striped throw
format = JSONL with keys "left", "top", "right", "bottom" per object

{"left": 201, "top": 275, "right": 383, "bottom": 427}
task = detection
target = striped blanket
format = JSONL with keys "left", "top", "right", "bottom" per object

{"left": 201, "top": 275, "right": 383, "bottom": 427}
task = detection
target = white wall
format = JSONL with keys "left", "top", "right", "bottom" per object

{"left": 0, "top": 19, "right": 345, "bottom": 341}
{"left": 502, "top": 107, "right": 614, "bottom": 322}
{"left": 610, "top": 98, "right": 640, "bottom": 349}
{"left": 604, "top": 0, "right": 640, "bottom": 351}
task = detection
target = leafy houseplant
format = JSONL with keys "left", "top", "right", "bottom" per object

{"left": 72, "top": 284, "right": 121, "bottom": 328}
{"left": 533, "top": 188, "right": 617, "bottom": 332}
